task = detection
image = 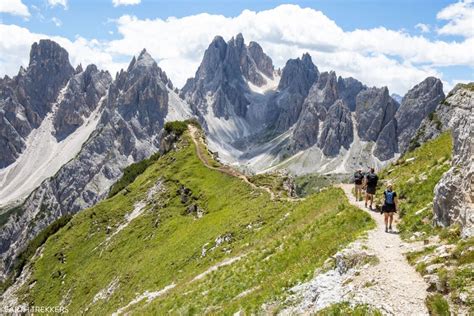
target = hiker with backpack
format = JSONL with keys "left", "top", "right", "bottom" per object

{"left": 382, "top": 183, "right": 398, "bottom": 232}
{"left": 364, "top": 167, "right": 378, "bottom": 210}
{"left": 353, "top": 169, "right": 364, "bottom": 201}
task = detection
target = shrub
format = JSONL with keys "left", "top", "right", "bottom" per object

{"left": 164, "top": 121, "right": 188, "bottom": 136}
{"left": 108, "top": 152, "right": 160, "bottom": 198}
{"left": 425, "top": 294, "right": 450, "bottom": 316}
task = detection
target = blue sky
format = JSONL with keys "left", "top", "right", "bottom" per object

{"left": 1, "top": 0, "right": 473, "bottom": 94}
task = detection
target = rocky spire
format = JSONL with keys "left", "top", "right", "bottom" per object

{"left": 317, "top": 100, "right": 353, "bottom": 156}
{"left": 395, "top": 77, "right": 444, "bottom": 152}
{"left": 278, "top": 53, "right": 318, "bottom": 94}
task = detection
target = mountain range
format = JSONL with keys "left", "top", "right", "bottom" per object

{"left": 0, "top": 34, "right": 453, "bottom": 280}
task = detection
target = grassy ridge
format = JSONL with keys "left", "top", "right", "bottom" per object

{"left": 21, "top": 131, "right": 374, "bottom": 315}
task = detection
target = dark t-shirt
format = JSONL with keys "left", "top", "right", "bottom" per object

{"left": 366, "top": 173, "right": 378, "bottom": 188}
{"left": 354, "top": 172, "right": 363, "bottom": 184}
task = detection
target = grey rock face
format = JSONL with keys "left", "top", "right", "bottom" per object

{"left": 0, "top": 40, "right": 74, "bottom": 167}
{"left": 337, "top": 77, "right": 366, "bottom": 111}
{"left": 277, "top": 53, "right": 318, "bottom": 95}
{"left": 0, "top": 49, "right": 172, "bottom": 278}
{"left": 317, "top": 100, "right": 353, "bottom": 156}
{"left": 290, "top": 73, "right": 365, "bottom": 152}
{"left": 433, "top": 84, "right": 473, "bottom": 237}
{"left": 374, "top": 119, "right": 398, "bottom": 160}
{"left": 181, "top": 34, "right": 274, "bottom": 119}
{"left": 309, "top": 71, "right": 339, "bottom": 121}
{"left": 272, "top": 53, "right": 319, "bottom": 132}
{"left": 355, "top": 87, "right": 398, "bottom": 160}
{"left": 408, "top": 101, "right": 452, "bottom": 150}
{"left": 247, "top": 41, "right": 274, "bottom": 79}
{"left": 53, "top": 64, "right": 112, "bottom": 140}
{"left": 396, "top": 77, "right": 444, "bottom": 152}
{"left": 355, "top": 87, "right": 396, "bottom": 142}
{"left": 291, "top": 105, "right": 320, "bottom": 151}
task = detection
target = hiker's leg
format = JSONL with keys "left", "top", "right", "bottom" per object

{"left": 389, "top": 213, "right": 394, "bottom": 228}
{"left": 365, "top": 192, "right": 368, "bottom": 207}
{"left": 384, "top": 213, "right": 389, "bottom": 231}
{"left": 369, "top": 194, "right": 374, "bottom": 207}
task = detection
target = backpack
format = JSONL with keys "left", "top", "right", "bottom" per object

{"left": 367, "top": 173, "right": 378, "bottom": 186}
{"left": 385, "top": 190, "right": 395, "bottom": 205}
{"left": 354, "top": 172, "right": 363, "bottom": 184}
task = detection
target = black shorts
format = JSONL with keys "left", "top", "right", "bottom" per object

{"left": 366, "top": 186, "right": 376, "bottom": 194}
{"left": 382, "top": 203, "right": 396, "bottom": 213}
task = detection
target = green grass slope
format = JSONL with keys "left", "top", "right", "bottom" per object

{"left": 16, "top": 129, "right": 374, "bottom": 315}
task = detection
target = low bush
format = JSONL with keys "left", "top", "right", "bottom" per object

{"left": 425, "top": 294, "right": 450, "bottom": 316}
{"left": 108, "top": 152, "right": 160, "bottom": 198}
{"left": 164, "top": 121, "right": 188, "bottom": 136}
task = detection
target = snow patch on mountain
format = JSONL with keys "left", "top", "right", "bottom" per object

{"left": 247, "top": 72, "right": 280, "bottom": 94}
{"left": 0, "top": 88, "right": 104, "bottom": 208}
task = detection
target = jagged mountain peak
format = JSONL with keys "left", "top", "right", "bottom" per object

{"left": 119, "top": 50, "right": 172, "bottom": 90}
{"left": 402, "top": 76, "right": 443, "bottom": 101}
{"left": 137, "top": 48, "right": 155, "bottom": 64}
{"left": 396, "top": 76, "right": 444, "bottom": 152}
{"left": 29, "top": 39, "right": 71, "bottom": 68}
{"left": 278, "top": 53, "right": 319, "bottom": 93}
{"left": 181, "top": 34, "right": 276, "bottom": 119}
{"left": 75, "top": 63, "right": 83, "bottom": 74}
{"left": 126, "top": 48, "right": 158, "bottom": 72}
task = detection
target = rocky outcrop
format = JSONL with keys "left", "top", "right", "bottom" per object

{"left": 0, "top": 49, "right": 174, "bottom": 279}
{"left": 396, "top": 77, "right": 444, "bottom": 152}
{"left": 317, "top": 100, "right": 353, "bottom": 156}
{"left": 374, "top": 119, "right": 398, "bottom": 160}
{"left": 0, "top": 40, "right": 74, "bottom": 167}
{"left": 355, "top": 87, "right": 398, "bottom": 160}
{"left": 337, "top": 77, "right": 366, "bottom": 112}
{"left": 290, "top": 73, "right": 364, "bottom": 152}
{"left": 271, "top": 53, "right": 319, "bottom": 132}
{"left": 247, "top": 41, "right": 274, "bottom": 79}
{"left": 433, "top": 83, "right": 473, "bottom": 237}
{"left": 181, "top": 34, "right": 274, "bottom": 119}
{"left": 355, "top": 87, "right": 396, "bottom": 142}
{"left": 53, "top": 64, "right": 112, "bottom": 140}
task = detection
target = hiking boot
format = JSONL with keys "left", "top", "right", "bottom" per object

{"left": 385, "top": 227, "right": 388, "bottom": 233}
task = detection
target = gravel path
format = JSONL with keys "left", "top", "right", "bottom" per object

{"left": 188, "top": 125, "right": 276, "bottom": 200}
{"left": 339, "top": 184, "right": 429, "bottom": 315}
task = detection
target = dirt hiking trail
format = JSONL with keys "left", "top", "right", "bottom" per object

{"left": 188, "top": 125, "right": 277, "bottom": 199}
{"left": 338, "top": 183, "right": 429, "bottom": 315}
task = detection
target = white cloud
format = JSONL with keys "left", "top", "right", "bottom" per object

{"left": 0, "top": 0, "right": 30, "bottom": 18}
{"left": 51, "top": 17, "right": 62, "bottom": 27}
{"left": 0, "top": 24, "right": 125, "bottom": 79}
{"left": 415, "top": 23, "right": 430, "bottom": 33}
{"left": 443, "top": 78, "right": 472, "bottom": 92}
{"left": 437, "top": 0, "right": 474, "bottom": 38}
{"left": 0, "top": 4, "right": 472, "bottom": 95}
{"left": 112, "top": 0, "right": 141, "bottom": 7}
{"left": 48, "top": 0, "right": 68, "bottom": 9}
{"left": 104, "top": 4, "right": 473, "bottom": 94}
